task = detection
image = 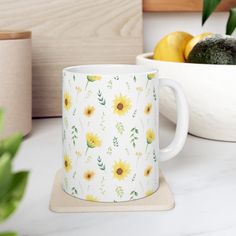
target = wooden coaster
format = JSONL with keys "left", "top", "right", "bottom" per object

{"left": 49, "top": 170, "right": 175, "bottom": 212}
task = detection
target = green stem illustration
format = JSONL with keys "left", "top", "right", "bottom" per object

{"left": 145, "top": 80, "right": 149, "bottom": 89}
{"left": 85, "top": 80, "right": 89, "bottom": 90}
{"left": 85, "top": 146, "right": 89, "bottom": 155}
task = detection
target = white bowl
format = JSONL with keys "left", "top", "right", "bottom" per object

{"left": 136, "top": 52, "right": 236, "bottom": 141}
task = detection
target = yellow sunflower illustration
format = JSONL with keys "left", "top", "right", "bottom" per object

{"left": 145, "top": 190, "right": 155, "bottom": 196}
{"left": 147, "top": 73, "right": 155, "bottom": 80}
{"left": 85, "top": 132, "right": 102, "bottom": 154}
{"left": 146, "top": 129, "right": 155, "bottom": 151}
{"left": 64, "top": 155, "right": 72, "bottom": 172}
{"left": 144, "top": 165, "right": 152, "bottom": 177}
{"left": 86, "top": 133, "right": 101, "bottom": 148}
{"left": 146, "top": 129, "right": 155, "bottom": 144}
{"left": 85, "top": 75, "right": 102, "bottom": 89}
{"left": 85, "top": 195, "right": 98, "bottom": 202}
{"left": 113, "top": 94, "right": 132, "bottom": 116}
{"left": 144, "top": 103, "right": 152, "bottom": 115}
{"left": 83, "top": 170, "right": 95, "bottom": 181}
{"left": 146, "top": 73, "right": 156, "bottom": 88}
{"left": 84, "top": 105, "right": 95, "bottom": 117}
{"left": 113, "top": 160, "right": 130, "bottom": 181}
{"left": 64, "top": 92, "right": 72, "bottom": 111}
{"left": 87, "top": 75, "right": 102, "bottom": 82}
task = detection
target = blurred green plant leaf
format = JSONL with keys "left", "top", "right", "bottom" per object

{"left": 0, "top": 232, "right": 18, "bottom": 236}
{"left": 0, "top": 171, "right": 29, "bottom": 222}
{"left": 0, "top": 133, "right": 23, "bottom": 159}
{"left": 0, "top": 154, "right": 12, "bottom": 199}
{"left": 0, "top": 109, "right": 4, "bottom": 133}
{"left": 202, "top": 0, "right": 221, "bottom": 25}
{"left": 226, "top": 7, "right": 236, "bottom": 35}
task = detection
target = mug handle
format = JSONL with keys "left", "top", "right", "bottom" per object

{"left": 159, "top": 78, "right": 189, "bottom": 162}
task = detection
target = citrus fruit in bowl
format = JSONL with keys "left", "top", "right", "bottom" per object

{"left": 136, "top": 32, "right": 236, "bottom": 141}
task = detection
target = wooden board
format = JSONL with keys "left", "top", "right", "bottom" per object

{"left": 143, "top": 0, "right": 236, "bottom": 12}
{"left": 0, "top": 0, "right": 143, "bottom": 117}
{"left": 49, "top": 170, "right": 175, "bottom": 212}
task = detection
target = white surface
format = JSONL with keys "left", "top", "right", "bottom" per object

{"left": 1, "top": 117, "right": 236, "bottom": 236}
{"left": 137, "top": 53, "right": 236, "bottom": 141}
{"left": 143, "top": 12, "right": 236, "bottom": 52}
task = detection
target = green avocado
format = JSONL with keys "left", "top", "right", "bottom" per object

{"left": 187, "top": 34, "right": 236, "bottom": 65}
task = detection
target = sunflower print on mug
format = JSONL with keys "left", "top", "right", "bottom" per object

{"left": 64, "top": 92, "right": 72, "bottom": 111}
{"left": 83, "top": 170, "right": 95, "bottom": 181}
{"left": 145, "top": 190, "right": 155, "bottom": 196}
{"left": 113, "top": 94, "right": 132, "bottom": 116}
{"left": 113, "top": 160, "right": 131, "bottom": 180}
{"left": 144, "top": 103, "right": 152, "bottom": 115}
{"left": 85, "top": 75, "right": 102, "bottom": 89}
{"left": 85, "top": 132, "right": 102, "bottom": 155}
{"left": 64, "top": 155, "right": 72, "bottom": 172}
{"left": 85, "top": 195, "right": 98, "bottom": 202}
{"left": 146, "top": 73, "right": 156, "bottom": 88}
{"left": 144, "top": 165, "right": 152, "bottom": 177}
{"left": 146, "top": 129, "right": 155, "bottom": 151}
{"left": 84, "top": 105, "right": 95, "bottom": 117}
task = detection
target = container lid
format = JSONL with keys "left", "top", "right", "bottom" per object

{"left": 0, "top": 31, "right": 31, "bottom": 40}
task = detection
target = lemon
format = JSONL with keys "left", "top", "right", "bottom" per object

{"left": 153, "top": 31, "right": 193, "bottom": 62}
{"left": 185, "top": 32, "right": 213, "bottom": 60}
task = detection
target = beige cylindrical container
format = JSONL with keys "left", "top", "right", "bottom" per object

{"left": 0, "top": 31, "right": 32, "bottom": 138}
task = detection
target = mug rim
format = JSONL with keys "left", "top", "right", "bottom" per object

{"left": 63, "top": 64, "right": 158, "bottom": 76}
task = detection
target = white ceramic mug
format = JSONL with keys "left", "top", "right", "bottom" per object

{"left": 62, "top": 64, "right": 188, "bottom": 202}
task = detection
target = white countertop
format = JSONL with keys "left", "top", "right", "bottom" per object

{"left": 1, "top": 116, "right": 236, "bottom": 236}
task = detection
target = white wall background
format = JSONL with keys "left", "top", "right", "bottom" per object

{"left": 143, "top": 12, "right": 236, "bottom": 52}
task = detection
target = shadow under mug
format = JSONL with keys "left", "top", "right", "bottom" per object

{"left": 62, "top": 64, "right": 189, "bottom": 202}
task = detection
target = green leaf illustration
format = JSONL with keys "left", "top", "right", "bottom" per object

{"left": 115, "top": 186, "right": 124, "bottom": 198}
{"left": 132, "top": 109, "right": 137, "bottom": 118}
{"left": 115, "top": 122, "right": 125, "bottom": 135}
{"left": 130, "top": 190, "right": 138, "bottom": 200}
{"left": 97, "top": 156, "right": 105, "bottom": 170}
{"left": 113, "top": 137, "right": 119, "bottom": 147}
{"left": 107, "top": 80, "right": 112, "bottom": 89}
{"left": 132, "top": 173, "right": 136, "bottom": 181}
{"left": 97, "top": 90, "right": 106, "bottom": 106}
{"left": 153, "top": 87, "right": 157, "bottom": 101}
{"left": 72, "top": 108, "right": 77, "bottom": 116}
{"left": 126, "top": 82, "right": 130, "bottom": 90}
{"left": 71, "top": 187, "right": 78, "bottom": 195}
{"left": 130, "top": 128, "right": 139, "bottom": 148}
{"left": 71, "top": 125, "right": 78, "bottom": 145}
{"left": 153, "top": 149, "right": 157, "bottom": 162}
{"left": 106, "top": 146, "right": 112, "bottom": 155}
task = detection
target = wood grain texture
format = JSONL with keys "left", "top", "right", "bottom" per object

{"left": 0, "top": 31, "right": 31, "bottom": 40}
{"left": 143, "top": 0, "right": 236, "bottom": 12}
{"left": 0, "top": 0, "right": 143, "bottom": 117}
{"left": 50, "top": 170, "right": 175, "bottom": 212}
